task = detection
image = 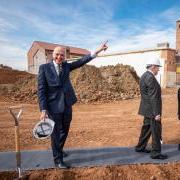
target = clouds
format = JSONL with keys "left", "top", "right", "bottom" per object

{"left": 160, "top": 6, "right": 180, "bottom": 24}
{"left": 107, "top": 6, "right": 180, "bottom": 53}
{"left": 0, "top": 0, "right": 179, "bottom": 70}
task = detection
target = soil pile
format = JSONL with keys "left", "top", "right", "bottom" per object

{"left": 1, "top": 163, "right": 180, "bottom": 180}
{"left": 0, "top": 64, "right": 140, "bottom": 103}
{"left": 8, "top": 75, "right": 37, "bottom": 102}
{"left": 71, "top": 64, "right": 140, "bottom": 103}
{"left": 0, "top": 65, "right": 36, "bottom": 102}
{"left": 0, "top": 65, "right": 30, "bottom": 84}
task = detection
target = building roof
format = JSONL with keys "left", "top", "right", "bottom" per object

{"left": 31, "top": 41, "right": 90, "bottom": 55}
{"left": 98, "top": 47, "right": 176, "bottom": 57}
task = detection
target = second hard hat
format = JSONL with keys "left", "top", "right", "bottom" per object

{"left": 146, "top": 58, "right": 162, "bottom": 67}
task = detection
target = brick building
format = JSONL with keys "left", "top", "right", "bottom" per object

{"left": 27, "top": 41, "right": 90, "bottom": 74}
{"left": 176, "top": 20, "right": 180, "bottom": 84}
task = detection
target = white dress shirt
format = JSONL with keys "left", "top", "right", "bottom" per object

{"left": 53, "top": 60, "right": 62, "bottom": 75}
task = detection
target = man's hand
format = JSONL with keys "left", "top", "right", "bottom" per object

{"left": 40, "top": 110, "right": 48, "bottom": 121}
{"left": 94, "top": 40, "right": 108, "bottom": 55}
{"left": 155, "top": 114, "right": 161, "bottom": 121}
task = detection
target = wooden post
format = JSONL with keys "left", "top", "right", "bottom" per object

{"left": 9, "top": 106, "right": 23, "bottom": 179}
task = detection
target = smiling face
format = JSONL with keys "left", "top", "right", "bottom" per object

{"left": 53, "top": 46, "right": 65, "bottom": 64}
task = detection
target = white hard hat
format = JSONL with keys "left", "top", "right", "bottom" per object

{"left": 33, "top": 118, "right": 55, "bottom": 140}
{"left": 146, "top": 58, "right": 162, "bottom": 67}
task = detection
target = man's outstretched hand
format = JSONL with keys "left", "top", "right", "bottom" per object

{"left": 94, "top": 40, "right": 108, "bottom": 55}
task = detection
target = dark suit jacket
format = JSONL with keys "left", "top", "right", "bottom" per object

{"left": 138, "top": 71, "right": 162, "bottom": 118}
{"left": 38, "top": 54, "right": 94, "bottom": 113}
{"left": 178, "top": 88, "right": 180, "bottom": 120}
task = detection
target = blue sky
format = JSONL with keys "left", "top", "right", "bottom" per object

{"left": 0, "top": 0, "right": 180, "bottom": 70}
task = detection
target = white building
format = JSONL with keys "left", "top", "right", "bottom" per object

{"left": 89, "top": 47, "right": 176, "bottom": 88}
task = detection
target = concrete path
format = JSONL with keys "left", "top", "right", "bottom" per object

{"left": 0, "top": 144, "right": 179, "bottom": 171}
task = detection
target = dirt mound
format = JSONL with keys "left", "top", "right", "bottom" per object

{"left": 0, "top": 67, "right": 30, "bottom": 84}
{"left": 1, "top": 163, "right": 180, "bottom": 180}
{"left": 100, "top": 64, "right": 140, "bottom": 100}
{"left": 0, "top": 64, "right": 140, "bottom": 103}
{"left": 0, "top": 69, "right": 29, "bottom": 84}
{"left": 71, "top": 64, "right": 140, "bottom": 103}
{"left": 70, "top": 65, "right": 109, "bottom": 103}
{"left": 7, "top": 75, "right": 37, "bottom": 102}
{"left": 0, "top": 66, "right": 36, "bottom": 103}
{"left": 0, "top": 66, "right": 35, "bottom": 103}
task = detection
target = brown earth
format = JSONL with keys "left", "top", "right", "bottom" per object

{"left": 0, "top": 64, "right": 140, "bottom": 104}
{"left": 71, "top": 64, "right": 140, "bottom": 103}
{"left": 0, "top": 65, "right": 180, "bottom": 179}
{"left": 0, "top": 65, "right": 31, "bottom": 84}
{"left": 0, "top": 88, "right": 180, "bottom": 180}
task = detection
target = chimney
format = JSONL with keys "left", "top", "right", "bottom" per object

{"left": 157, "top": 42, "right": 169, "bottom": 48}
{"left": 176, "top": 20, "right": 180, "bottom": 54}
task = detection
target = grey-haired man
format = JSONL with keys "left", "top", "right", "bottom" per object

{"left": 135, "top": 58, "right": 168, "bottom": 160}
{"left": 38, "top": 42, "right": 108, "bottom": 168}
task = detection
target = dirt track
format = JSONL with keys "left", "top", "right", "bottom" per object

{"left": 0, "top": 88, "right": 180, "bottom": 179}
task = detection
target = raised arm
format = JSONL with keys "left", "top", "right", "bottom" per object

{"left": 69, "top": 41, "right": 108, "bottom": 71}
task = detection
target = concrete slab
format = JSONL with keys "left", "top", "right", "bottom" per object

{"left": 0, "top": 144, "right": 179, "bottom": 172}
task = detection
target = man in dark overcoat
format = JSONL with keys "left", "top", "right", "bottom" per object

{"left": 135, "top": 58, "right": 168, "bottom": 159}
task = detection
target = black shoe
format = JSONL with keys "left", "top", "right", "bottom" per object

{"left": 63, "top": 151, "right": 68, "bottom": 157}
{"left": 151, "top": 154, "right": 168, "bottom": 160}
{"left": 135, "top": 148, "right": 151, "bottom": 153}
{"left": 55, "top": 161, "right": 70, "bottom": 169}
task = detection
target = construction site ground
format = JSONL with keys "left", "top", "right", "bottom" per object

{"left": 0, "top": 88, "right": 180, "bottom": 180}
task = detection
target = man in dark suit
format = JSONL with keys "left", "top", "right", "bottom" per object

{"left": 178, "top": 88, "right": 180, "bottom": 120}
{"left": 177, "top": 88, "right": 180, "bottom": 150}
{"left": 135, "top": 58, "right": 168, "bottom": 159}
{"left": 38, "top": 42, "right": 108, "bottom": 168}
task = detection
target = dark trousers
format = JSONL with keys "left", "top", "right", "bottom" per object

{"left": 49, "top": 106, "right": 72, "bottom": 164}
{"left": 135, "top": 116, "right": 162, "bottom": 156}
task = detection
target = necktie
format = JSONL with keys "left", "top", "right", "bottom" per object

{"left": 58, "top": 64, "right": 62, "bottom": 75}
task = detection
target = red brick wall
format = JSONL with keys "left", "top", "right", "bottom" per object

{"left": 161, "top": 49, "right": 176, "bottom": 72}
{"left": 176, "top": 21, "right": 180, "bottom": 53}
